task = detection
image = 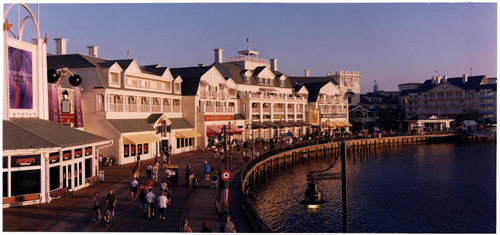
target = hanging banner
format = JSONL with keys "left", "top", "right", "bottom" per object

{"left": 8, "top": 47, "right": 33, "bottom": 109}
{"left": 124, "top": 145, "right": 129, "bottom": 158}
{"left": 144, "top": 143, "right": 148, "bottom": 154}
{"left": 310, "top": 108, "right": 319, "bottom": 126}
{"left": 138, "top": 144, "right": 142, "bottom": 155}
{"left": 73, "top": 87, "right": 84, "bottom": 128}
{"left": 131, "top": 145, "right": 136, "bottom": 156}
{"left": 63, "top": 150, "right": 72, "bottom": 161}
{"left": 47, "top": 84, "right": 61, "bottom": 124}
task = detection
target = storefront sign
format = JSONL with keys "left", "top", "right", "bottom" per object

{"left": 74, "top": 149, "right": 82, "bottom": 158}
{"left": 204, "top": 115, "right": 233, "bottom": 121}
{"left": 63, "top": 151, "right": 72, "bottom": 161}
{"left": 124, "top": 145, "right": 129, "bottom": 158}
{"left": 273, "top": 114, "right": 285, "bottom": 119}
{"left": 11, "top": 155, "right": 40, "bottom": 167}
{"left": 310, "top": 108, "right": 319, "bottom": 125}
{"left": 85, "top": 147, "right": 92, "bottom": 156}
{"left": 49, "top": 152, "right": 60, "bottom": 164}
{"left": 321, "top": 113, "right": 337, "bottom": 118}
{"left": 60, "top": 113, "right": 75, "bottom": 124}
{"left": 144, "top": 143, "right": 148, "bottom": 154}
{"left": 138, "top": 144, "right": 142, "bottom": 155}
{"left": 8, "top": 46, "right": 33, "bottom": 109}
{"left": 131, "top": 145, "right": 136, "bottom": 156}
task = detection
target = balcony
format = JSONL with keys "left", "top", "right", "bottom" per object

{"left": 263, "top": 108, "right": 270, "bottom": 113}
{"left": 125, "top": 104, "right": 138, "bottom": 112}
{"left": 296, "top": 108, "right": 303, "bottom": 113}
{"left": 152, "top": 105, "right": 162, "bottom": 113}
{"left": 97, "top": 103, "right": 105, "bottom": 112}
{"left": 252, "top": 108, "right": 259, "bottom": 113}
{"left": 164, "top": 106, "right": 172, "bottom": 113}
{"left": 287, "top": 107, "right": 294, "bottom": 112}
{"left": 273, "top": 107, "right": 284, "bottom": 113}
{"left": 108, "top": 103, "right": 124, "bottom": 112}
{"left": 172, "top": 106, "right": 181, "bottom": 113}
{"left": 139, "top": 105, "right": 150, "bottom": 112}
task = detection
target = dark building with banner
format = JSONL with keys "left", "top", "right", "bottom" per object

{"left": 3, "top": 4, "right": 112, "bottom": 206}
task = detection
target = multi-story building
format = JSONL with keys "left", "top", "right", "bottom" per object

{"left": 399, "top": 74, "right": 496, "bottom": 126}
{"left": 3, "top": 5, "right": 111, "bottom": 204}
{"left": 47, "top": 39, "right": 195, "bottom": 165}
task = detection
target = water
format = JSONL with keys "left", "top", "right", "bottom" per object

{"left": 252, "top": 142, "right": 496, "bottom": 233}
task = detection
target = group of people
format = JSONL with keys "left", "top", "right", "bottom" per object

{"left": 92, "top": 189, "right": 117, "bottom": 225}
{"left": 179, "top": 216, "right": 236, "bottom": 233}
{"left": 99, "top": 154, "right": 115, "bottom": 167}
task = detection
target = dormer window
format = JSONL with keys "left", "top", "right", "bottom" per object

{"left": 280, "top": 79, "right": 285, "bottom": 87}
{"left": 110, "top": 72, "right": 120, "bottom": 86}
{"left": 245, "top": 76, "right": 251, "bottom": 84}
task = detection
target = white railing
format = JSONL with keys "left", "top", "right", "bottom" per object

{"left": 110, "top": 81, "right": 119, "bottom": 86}
{"left": 296, "top": 108, "right": 303, "bottom": 113}
{"left": 164, "top": 106, "right": 172, "bottom": 113}
{"left": 274, "top": 107, "right": 284, "bottom": 113}
{"left": 216, "top": 106, "right": 224, "bottom": 112}
{"left": 227, "top": 55, "right": 269, "bottom": 64}
{"left": 139, "top": 105, "right": 150, "bottom": 112}
{"left": 152, "top": 105, "right": 162, "bottom": 112}
{"left": 327, "top": 71, "right": 359, "bottom": 76}
{"left": 172, "top": 106, "right": 181, "bottom": 113}
{"left": 200, "top": 90, "right": 207, "bottom": 98}
{"left": 287, "top": 107, "right": 294, "bottom": 112}
{"left": 108, "top": 103, "right": 124, "bottom": 112}
{"left": 125, "top": 104, "right": 138, "bottom": 112}
{"left": 250, "top": 93, "right": 261, "bottom": 98}
{"left": 252, "top": 108, "right": 259, "bottom": 113}
{"left": 263, "top": 108, "right": 270, "bottom": 113}
{"left": 97, "top": 103, "right": 105, "bottom": 112}
{"left": 225, "top": 107, "right": 234, "bottom": 113}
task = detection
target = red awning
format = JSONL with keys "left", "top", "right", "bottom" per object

{"left": 207, "top": 125, "right": 222, "bottom": 136}
{"left": 217, "top": 124, "right": 244, "bottom": 134}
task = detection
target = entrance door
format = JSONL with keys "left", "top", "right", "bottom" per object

{"left": 162, "top": 140, "right": 169, "bottom": 154}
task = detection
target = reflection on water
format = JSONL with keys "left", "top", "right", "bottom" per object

{"left": 252, "top": 143, "right": 496, "bottom": 233}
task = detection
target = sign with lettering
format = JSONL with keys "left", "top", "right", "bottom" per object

{"left": 204, "top": 115, "right": 233, "bottom": 121}
{"left": 11, "top": 155, "right": 40, "bottom": 167}
{"left": 321, "top": 113, "right": 337, "bottom": 118}
{"left": 310, "top": 108, "right": 319, "bottom": 126}
{"left": 60, "top": 113, "right": 75, "bottom": 124}
{"left": 49, "top": 152, "right": 60, "bottom": 164}
{"left": 63, "top": 150, "right": 72, "bottom": 161}
{"left": 74, "top": 149, "right": 82, "bottom": 158}
{"left": 85, "top": 147, "right": 92, "bottom": 156}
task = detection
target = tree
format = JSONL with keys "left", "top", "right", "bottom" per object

{"left": 456, "top": 108, "right": 482, "bottom": 125}
{"left": 376, "top": 108, "right": 403, "bottom": 131}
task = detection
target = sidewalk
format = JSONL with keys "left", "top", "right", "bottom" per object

{"left": 3, "top": 149, "right": 252, "bottom": 232}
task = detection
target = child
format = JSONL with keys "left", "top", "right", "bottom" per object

{"left": 166, "top": 190, "right": 172, "bottom": 203}
{"left": 161, "top": 179, "right": 168, "bottom": 193}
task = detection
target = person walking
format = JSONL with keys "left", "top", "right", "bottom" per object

{"left": 145, "top": 188, "right": 156, "bottom": 218}
{"left": 136, "top": 154, "right": 141, "bottom": 167}
{"left": 161, "top": 179, "right": 168, "bottom": 193}
{"left": 185, "top": 164, "right": 190, "bottom": 186}
{"left": 157, "top": 191, "right": 170, "bottom": 219}
{"left": 220, "top": 215, "right": 236, "bottom": 233}
{"left": 133, "top": 165, "right": 140, "bottom": 179}
{"left": 130, "top": 177, "right": 138, "bottom": 202}
{"left": 106, "top": 189, "right": 117, "bottom": 217}
{"left": 162, "top": 153, "right": 167, "bottom": 169}
{"left": 203, "top": 161, "right": 210, "bottom": 180}
{"left": 152, "top": 163, "right": 159, "bottom": 181}
{"left": 146, "top": 163, "right": 152, "bottom": 180}
{"left": 139, "top": 188, "right": 147, "bottom": 215}
{"left": 179, "top": 219, "right": 192, "bottom": 232}
{"left": 93, "top": 192, "right": 102, "bottom": 220}
{"left": 188, "top": 167, "right": 195, "bottom": 188}
{"left": 201, "top": 221, "right": 212, "bottom": 232}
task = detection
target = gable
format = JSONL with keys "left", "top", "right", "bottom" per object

{"left": 162, "top": 68, "right": 175, "bottom": 81}
{"left": 200, "top": 67, "right": 227, "bottom": 85}
{"left": 318, "top": 82, "right": 341, "bottom": 95}
{"left": 254, "top": 67, "right": 275, "bottom": 79}
{"left": 297, "top": 86, "right": 309, "bottom": 94}
{"left": 225, "top": 78, "right": 238, "bottom": 89}
{"left": 125, "top": 60, "right": 142, "bottom": 75}
{"left": 108, "top": 62, "right": 123, "bottom": 73}
{"left": 426, "top": 82, "right": 464, "bottom": 92}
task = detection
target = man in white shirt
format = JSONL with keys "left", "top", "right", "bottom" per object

{"left": 145, "top": 188, "right": 156, "bottom": 218}
{"left": 157, "top": 192, "right": 170, "bottom": 219}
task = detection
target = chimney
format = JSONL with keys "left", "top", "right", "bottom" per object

{"left": 443, "top": 75, "right": 447, "bottom": 83}
{"left": 54, "top": 38, "right": 68, "bottom": 55}
{"left": 87, "top": 46, "right": 99, "bottom": 57}
{"left": 270, "top": 59, "right": 278, "bottom": 71}
{"left": 198, "top": 64, "right": 206, "bottom": 67}
{"left": 432, "top": 75, "right": 436, "bottom": 84}
{"left": 214, "top": 48, "right": 223, "bottom": 63}
{"left": 436, "top": 75, "right": 442, "bottom": 84}
{"left": 463, "top": 74, "right": 468, "bottom": 83}
{"left": 305, "top": 70, "right": 310, "bottom": 77}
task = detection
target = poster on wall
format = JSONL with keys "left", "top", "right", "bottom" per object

{"left": 85, "top": 147, "right": 92, "bottom": 156}
{"left": 63, "top": 150, "right": 72, "bottom": 161}
{"left": 8, "top": 46, "right": 33, "bottom": 109}
{"left": 49, "top": 152, "right": 60, "bottom": 164}
{"left": 144, "top": 143, "right": 148, "bottom": 154}
{"left": 131, "top": 145, "right": 136, "bottom": 156}
{"left": 74, "top": 149, "right": 82, "bottom": 158}
{"left": 310, "top": 108, "right": 319, "bottom": 126}
{"left": 124, "top": 145, "right": 129, "bottom": 158}
{"left": 138, "top": 144, "right": 142, "bottom": 155}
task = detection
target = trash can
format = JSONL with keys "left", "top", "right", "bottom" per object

{"left": 99, "top": 170, "right": 105, "bottom": 181}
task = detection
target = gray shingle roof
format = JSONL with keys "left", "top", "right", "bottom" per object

{"left": 147, "top": 114, "right": 163, "bottom": 124}
{"left": 4, "top": 118, "right": 108, "bottom": 150}
{"left": 107, "top": 119, "right": 155, "bottom": 133}
{"left": 169, "top": 118, "right": 193, "bottom": 129}
{"left": 170, "top": 66, "right": 213, "bottom": 96}
{"left": 289, "top": 76, "right": 339, "bottom": 86}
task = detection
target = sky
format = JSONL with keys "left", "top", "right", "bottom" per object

{"left": 4, "top": 2, "right": 497, "bottom": 93}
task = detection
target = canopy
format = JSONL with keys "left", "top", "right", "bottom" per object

{"left": 218, "top": 124, "right": 244, "bottom": 134}
{"left": 288, "top": 120, "right": 303, "bottom": 127}
{"left": 339, "top": 120, "right": 352, "bottom": 127}
{"left": 275, "top": 121, "right": 295, "bottom": 127}
{"left": 207, "top": 125, "right": 222, "bottom": 137}
{"left": 200, "top": 80, "right": 214, "bottom": 86}
{"left": 251, "top": 121, "right": 269, "bottom": 129}
{"left": 219, "top": 83, "right": 228, "bottom": 88}
{"left": 123, "top": 133, "right": 161, "bottom": 144}
{"left": 461, "top": 120, "right": 479, "bottom": 126}
{"left": 175, "top": 130, "right": 202, "bottom": 138}
{"left": 322, "top": 121, "right": 337, "bottom": 128}
{"left": 331, "top": 121, "right": 344, "bottom": 127}
{"left": 284, "top": 131, "right": 295, "bottom": 137}
{"left": 297, "top": 120, "right": 311, "bottom": 126}
{"left": 263, "top": 121, "right": 277, "bottom": 128}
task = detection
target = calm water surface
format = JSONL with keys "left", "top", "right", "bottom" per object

{"left": 252, "top": 142, "right": 496, "bottom": 233}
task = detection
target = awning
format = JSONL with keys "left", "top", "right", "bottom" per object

{"left": 200, "top": 80, "right": 214, "bottom": 86}
{"left": 263, "top": 121, "right": 277, "bottom": 128}
{"left": 175, "top": 130, "right": 202, "bottom": 138}
{"left": 218, "top": 124, "right": 244, "bottom": 134}
{"left": 331, "top": 121, "right": 345, "bottom": 127}
{"left": 275, "top": 121, "right": 295, "bottom": 127}
{"left": 207, "top": 125, "right": 222, "bottom": 137}
{"left": 339, "top": 120, "right": 352, "bottom": 127}
{"left": 259, "top": 88, "right": 278, "bottom": 91}
{"left": 322, "top": 121, "right": 337, "bottom": 128}
{"left": 297, "top": 120, "right": 311, "bottom": 126}
{"left": 252, "top": 121, "right": 269, "bottom": 129}
{"left": 219, "top": 83, "right": 228, "bottom": 88}
{"left": 288, "top": 120, "right": 303, "bottom": 127}
{"left": 123, "top": 133, "right": 161, "bottom": 144}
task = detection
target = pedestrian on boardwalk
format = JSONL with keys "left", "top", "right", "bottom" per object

{"left": 145, "top": 188, "right": 156, "bottom": 218}
{"left": 157, "top": 191, "right": 169, "bottom": 219}
{"left": 106, "top": 189, "right": 117, "bottom": 216}
{"left": 152, "top": 163, "right": 159, "bottom": 181}
{"left": 93, "top": 192, "right": 102, "bottom": 220}
{"left": 136, "top": 154, "right": 141, "bottom": 167}
{"left": 146, "top": 163, "right": 152, "bottom": 179}
{"left": 99, "top": 155, "right": 103, "bottom": 167}
{"left": 203, "top": 161, "right": 210, "bottom": 180}
{"left": 139, "top": 188, "right": 147, "bottom": 215}
{"left": 166, "top": 189, "right": 172, "bottom": 203}
{"left": 213, "top": 148, "right": 218, "bottom": 159}
{"left": 201, "top": 221, "right": 212, "bottom": 232}
{"left": 109, "top": 155, "right": 114, "bottom": 166}
{"left": 220, "top": 215, "right": 236, "bottom": 233}
{"left": 147, "top": 178, "right": 153, "bottom": 191}
{"left": 130, "top": 177, "right": 138, "bottom": 202}
{"left": 185, "top": 164, "right": 190, "bottom": 186}
{"left": 161, "top": 179, "right": 168, "bottom": 193}
{"left": 179, "top": 219, "right": 192, "bottom": 232}
{"left": 188, "top": 167, "right": 194, "bottom": 188}
{"left": 162, "top": 153, "right": 167, "bottom": 169}
{"left": 139, "top": 183, "right": 145, "bottom": 193}
{"left": 133, "top": 165, "right": 140, "bottom": 179}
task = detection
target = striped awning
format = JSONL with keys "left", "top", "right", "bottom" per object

{"left": 322, "top": 121, "right": 337, "bottom": 128}
{"left": 331, "top": 121, "right": 345, "bottom": 127}
{"left": 218, "top": 124, "right": 244, "bottom": 134}
{"left": 123, "top": 133, "right": 161, "bottom": 144}
{"left": 175, "top": 130, "right": 202, "bottom": 138}
{"left": 207, "top": 125, "right": 222, "bottom": 137}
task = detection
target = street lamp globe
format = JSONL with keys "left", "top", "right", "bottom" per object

{"left": 299, "top": 182, "right": 327, "bottom": 216}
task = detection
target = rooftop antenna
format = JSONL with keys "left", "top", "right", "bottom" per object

{"left": 435, "top": 70, "right": 439, "bottom": 76}
{"left": 127, "top": 48, "right": 130, "bottom": 59}
{"left": 247, "top": 35, "right": 250, "bottom": 56}
{"left": 470, "top": 67, "right": 472, "bottom": 76}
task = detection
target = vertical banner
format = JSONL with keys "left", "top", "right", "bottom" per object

{"left": 138, "top": 144, "right": 142, "bottom": 155}
{"left": 310, "top": 108, "right": 319, "bottom": 126}
{"left": 73, "top": 87, "right": 84, "bottom": 128}
{"left": 144, "top": 143, "right": 148, "bottom": 154}
{"left": 124, "top": 145, "right": 129, "bottom": 158}
{"left": 8, "top": 47, "right": 33, "bottom": 109}
{"left": 163, "top": 120, "right": 167, "bottom": 137}
{"left": 47, "top": 84, "right": 60, "bottom": 123}
{"left": 131, "top": 145, "right": 136, "bottom": 156}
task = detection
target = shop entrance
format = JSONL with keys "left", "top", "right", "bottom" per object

{"left": 62, "top": 163, "right": 84, "bottom": 190}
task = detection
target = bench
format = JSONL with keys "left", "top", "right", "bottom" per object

{"left": 86, "top": 176, "right": 100, "bottom": 186}
{"left": 50, "top": 187, "right": 74, "bottom": 203}
{"left": 3, "top": 193, "right": 42, "bottom": 207}
{"left": 215, "top": 199, "right": 227, "bottom": 217}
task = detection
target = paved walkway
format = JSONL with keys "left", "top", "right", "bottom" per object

{"left": 3, "top": 149, "right": 253, "bottom": 232}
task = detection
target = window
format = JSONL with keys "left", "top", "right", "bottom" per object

{"left": 11, "top": 170, "right": 41, "bottom": 196}
{"left": 245, "top": 76, "right": 251, "bottom": 84}
{"left": 177, "top": 139, "right": 180, "bottom": 148}
{"left": 3, "top": 172, "right": 7, "bottom": 197}
{"left": 110, "top": 73, "right": 119, "bottom": 85}
{"left": 280, "top": 80, "right": 285, "bottom": 87}
{"left": 189, "top": 138, "right": 192, "bottom": 146}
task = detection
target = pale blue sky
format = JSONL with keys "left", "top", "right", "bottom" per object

{"left": 4, "top": 3, "right": 497, "bottom": 93}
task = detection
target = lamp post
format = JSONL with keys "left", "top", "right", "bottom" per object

{"left": 246, "top": 123, "right": 253, "bottom": 160}
{"left": 300, "top": 141, "right": 348, "bottom": 232}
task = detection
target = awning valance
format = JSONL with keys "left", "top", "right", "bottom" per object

{"left": 322, "top": 121, "right": 337, "bottom": 128}
{"left": 252, "top": 121, "right": 269, "bottom": 129}
{"left": 288, "top": 120, "right": 303, "bottom": 127}
{"left": 339, "top": 120, "right": 353, "bottom": 127}
{"left": 263, "top": 121, "right": 277, "bottom": 128}
{"left": 123, "top": 133, "right": 161, "bottom": 145}
{"left": 275, "top": 121, "right": 295, "bottom": 128}
{"left": 200, "top": 80, "right": 214, "bottom": 86}
{"left": 207, "top": 125, "right": 222, "bottom": 137}
{"left": 297, "top": 120, "right": 311, "bottom": 126}
{"left": 175, "top": 130, "right": 202, "bottom": 138}
{"left": 331, "top": 121, "right": 345, "bottom": 127}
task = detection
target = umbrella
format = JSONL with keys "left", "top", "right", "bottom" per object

{"left": 284, "top": 131, "right": 294, "bottom": 137}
